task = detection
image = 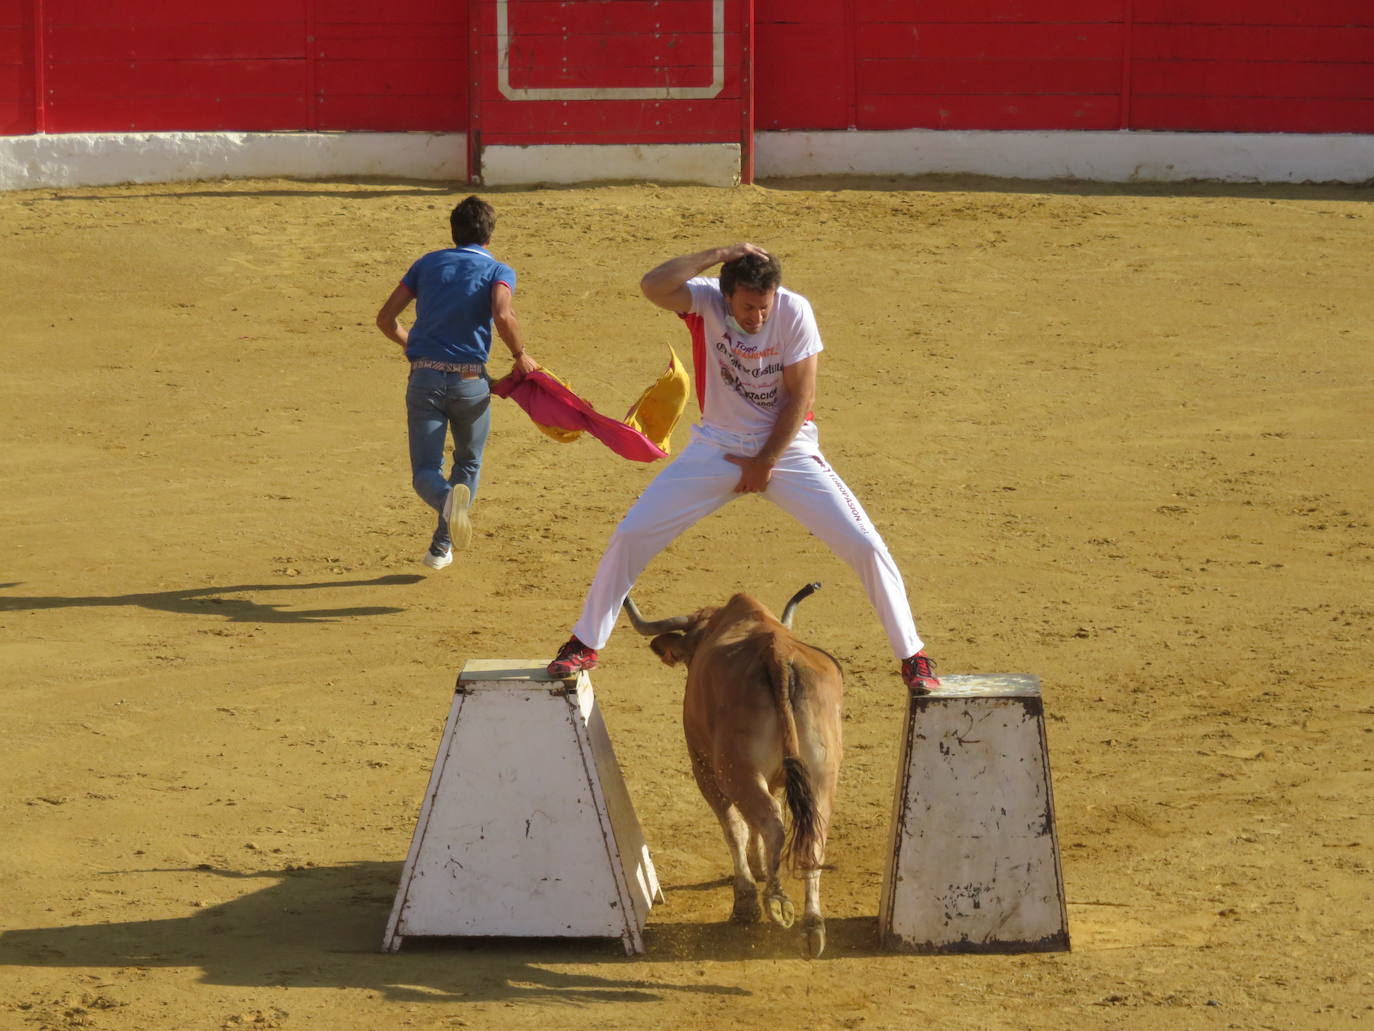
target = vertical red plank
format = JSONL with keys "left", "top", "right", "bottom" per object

{"left": 845, "top": 0, "right": 858, "bottom": 128}
{"left": 1119, "top": 0, "right": 1133, "bottom": 128}
{"left": 467, "top": 0, "right": 480, "bottom": 182}
{"left": 304, "top": 0, "right": 316, "bottom": 130}
{"left": 740, "top": 0, "right": 753, "bottom": 182}
{"left": 32, "top": 0, "right": 45, "bottom": 131}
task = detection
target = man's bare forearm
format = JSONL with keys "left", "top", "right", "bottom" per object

{"left": 757, "top": 396, "right": 811, "bottom": 467}
{"left": 641, "top": 248, "right": 727, "bottom": 308}
{"left": 640, "top": 242, "right": 770, "bottom": 310}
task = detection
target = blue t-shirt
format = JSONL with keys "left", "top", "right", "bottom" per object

{"left": 399, "top": 245, "right": 517, "bottom": 363}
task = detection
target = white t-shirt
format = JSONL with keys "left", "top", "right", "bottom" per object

{"left": 679, "top": 277, "right": 824, "bottom": 437}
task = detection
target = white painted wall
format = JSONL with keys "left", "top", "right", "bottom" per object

{"left": 757, "top": 129, "right": 1374, "bottom": 185}
{"left": 2, "top": 129, "right": 1371, "bottom": 191}
{"left": 0, "top": 131, "right": 467, "bottom": 191}
{"left": 481, "top": 142, "right": 741, "bottom": 186}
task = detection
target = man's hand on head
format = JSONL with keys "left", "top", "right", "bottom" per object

{"left": 719, "top": 242, "right": 770, "bottom": 265}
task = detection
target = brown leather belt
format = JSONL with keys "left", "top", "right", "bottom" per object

{"left": 411, "top": 359, "right": 484, "bottom": 378}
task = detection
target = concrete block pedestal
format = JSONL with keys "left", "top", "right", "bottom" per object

{"left": 879, "top": 674, "right": 1069, "bottom": 953}
{"left": 382, "top": 660, "right": 661, "bottom": 955}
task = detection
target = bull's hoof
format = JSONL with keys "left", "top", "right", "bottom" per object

{"left": 730, "top": 890, "right": 762, "bottom": 924}
{"left": 765, "top": 891, "right": 796, "bottom": 929}
{"left": 802, "top": 916, "right": 826, "bottom": 959}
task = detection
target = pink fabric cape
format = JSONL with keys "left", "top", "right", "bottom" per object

{"left": 490, "top": 370, "right": 668, "bottom": 463}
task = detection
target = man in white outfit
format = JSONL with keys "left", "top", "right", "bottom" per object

{"left": 546, "top": 243, "right": 940, "bottom": 693}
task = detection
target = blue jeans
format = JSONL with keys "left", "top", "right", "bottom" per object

{"left": 405, "top": 368, "right": 491, "bottom": 551}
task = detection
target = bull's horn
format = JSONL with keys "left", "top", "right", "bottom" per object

{"left": 622, "top": 595, "right": 694, "bottom": 636}
{"left": 780, "top": 582, "right": 822, "bottom": 628}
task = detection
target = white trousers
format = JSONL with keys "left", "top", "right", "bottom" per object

{"left": 571, "top": 422, "right": 924, "bottom": 659}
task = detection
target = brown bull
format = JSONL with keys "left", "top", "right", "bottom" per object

{"left": 624, "top": 583, "right": 843, "bottom": 958}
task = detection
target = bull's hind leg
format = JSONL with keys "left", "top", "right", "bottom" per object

{"left": 791, "top": 753, "right": 829, "bottom": 962}
{"left": 801, "top": 870, "right": 825, "bottom": 958}
{"left": 763, "top": 879, "right": 797, "bottom": 929}
{"left": 729, "top": 777, "right": 795, "bottom": 930}
{"left": 747, "top": 829, "right": 767, "bottom": 883}
{"left": 716, "top": 807, "right": 762, "bottom": 923}
{"left": 690, "top": 750, "right": 761, "bottom": 922}
{"left": 797, "top": 765, "right": 836, "bottom": 959}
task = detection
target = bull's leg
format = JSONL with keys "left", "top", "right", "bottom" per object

{"left": 716, "top": 806, "right": 762, "bottom": 923}
{"left": 801, "top": 870, "right": 825, "bottom": 959}
{"left": 764, "top": 883, "right": 796, "bottom": 928}
{"left": 746, "top": 829, "right": 767, "bottom": 883}
{"left": 730, "top": 777, "right": 794, "bottom": 929}
{"left": 689, "top": 750, "right": 760, "bottom": 923}
{"left": 798, "top": 766, "right": 835, "bottom": 959}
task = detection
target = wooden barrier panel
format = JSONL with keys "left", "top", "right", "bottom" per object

{"left": 467, "top": 0, "right": 749, "bottom": 179}
{"left": 382, "top": 660, "right": 661, "bottom": 955}
{"left": 1132, "top": 0, "right": 1374, "bottom": 132}
{"left": 314, "top": 1, "right": 468, "bottom": 132}
{"left": 880, "top": 674, "right": 1069, "bottom": 953}
{"left": 0, "top": 0, "right": 38, "bottom": 135}
{"left": 39, "top": 0, "right": 310, "bottom": 132}
{"left": 4, "top": 1, "right": 1372, "bottom": 142}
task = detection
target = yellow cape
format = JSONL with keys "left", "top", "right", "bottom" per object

{"left": 624, "top": 347, "right": 690, "bottom": 454}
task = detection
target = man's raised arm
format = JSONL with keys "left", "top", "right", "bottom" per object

{"left": 639, "top": 242, "right": 770, "bottom": 312}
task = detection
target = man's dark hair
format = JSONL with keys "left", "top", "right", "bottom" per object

{"left": 450, "top": 195, "right": 497, "bottom": 246}
{"left": 720, "top": 252, "right": 782, "bottom": 295}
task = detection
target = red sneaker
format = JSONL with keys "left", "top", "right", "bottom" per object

{"left": 547, "top": 636, "right": 599, "bottom": 677}
{"left": 900, "top": 651, "right": 941, "bottom": 694}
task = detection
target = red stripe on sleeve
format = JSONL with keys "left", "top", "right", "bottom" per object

{"left": 678, "top": 312, "right": 708, "bottom": 413}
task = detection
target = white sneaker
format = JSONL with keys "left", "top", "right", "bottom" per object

{"left": 443, "top": 484, "right": 473, "bottom": 551}
{"left": 422, "top": 546, "right": 453, "bottom": 571}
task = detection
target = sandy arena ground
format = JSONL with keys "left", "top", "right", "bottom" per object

{"left": 1, "top": 175, "right": 1371, "bottom": 1031}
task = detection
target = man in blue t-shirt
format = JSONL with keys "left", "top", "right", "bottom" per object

{"left": 376, "top": 196, "right": 540, "bottom": 571}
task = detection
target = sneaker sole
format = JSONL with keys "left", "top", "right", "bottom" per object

{"left": 444, "top": 484, "right": 473, "bottom": 551}
{"left": 547, "top": 661, "right": 598, "bottom": 678}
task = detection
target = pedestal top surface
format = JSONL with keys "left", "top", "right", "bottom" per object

{"left": 458, "top": 659, "right": 578, "bottom": 685}
{"left": 924, "top": 674, "right": 1041, "bottom": 698}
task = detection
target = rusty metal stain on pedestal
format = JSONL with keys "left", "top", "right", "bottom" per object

{"left": 879, "top": 674, "right": 1070, "bottom": 953}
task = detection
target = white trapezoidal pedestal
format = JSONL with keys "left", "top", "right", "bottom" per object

{"left": 382, "top": 660, "right": 661, "bottom": 954}
{"left": 879, "top": 674, "right": 1069, "bottom": 953}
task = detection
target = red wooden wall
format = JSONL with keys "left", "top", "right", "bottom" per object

{"left": 755, "top": 0, "right": 1374, "bottom": 133}
{"left": 3, "top": 0, "right": 1373, "bottom": 138}
{"left": 0, "top": 0, "right": 469, "bottom": 134}
{"left": 1131, "top": 0, "right": 1374, "bottom": 133}
{"left": 0, "top": 0, "right": 35, "bottom": 133}
{"left": 314, "top": 0, "right": 467, "bottom": 132}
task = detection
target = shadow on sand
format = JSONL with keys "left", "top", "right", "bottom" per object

{"left": 0, "top": 574, "right": 425, "bottom": 624}
{"left": 35, "top": 175, "right": 1372, "bottom": 205}
{"left": 0, "top": 861, "right": 887, "bottom": 1006}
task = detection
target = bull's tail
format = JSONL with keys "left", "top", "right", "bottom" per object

{"left": 768, "top": 641, "right": 825, "bottom": 874}
{"left": 782, "top": 755, "right": 823, "bottom": 874}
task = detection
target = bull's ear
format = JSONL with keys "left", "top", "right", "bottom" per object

{"left": 650, "top": 632, "right": 689, "bottom": 667}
